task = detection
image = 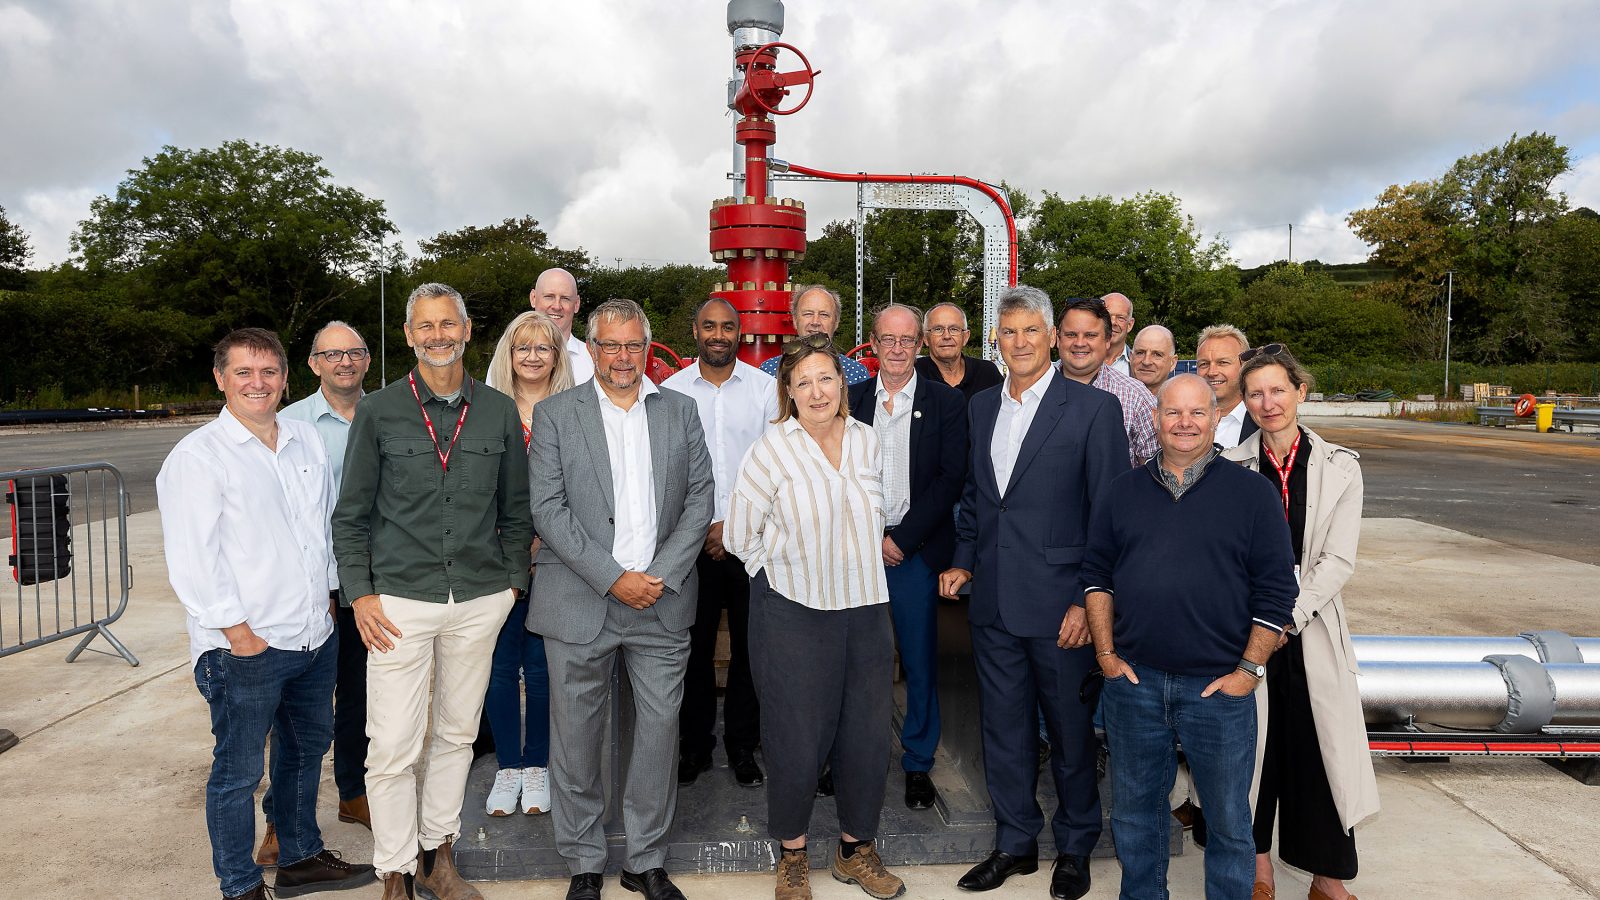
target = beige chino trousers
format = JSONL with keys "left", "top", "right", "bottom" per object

{"left": 365, "top": 589, "right": 515, "bottom": 876}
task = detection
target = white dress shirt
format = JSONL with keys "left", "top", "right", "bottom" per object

{"left": 661, "top": 360, "right": 777, "bottom": 523}
{"left": 567, "top": 334, "right": 596, "bottom": 384}
{"left": 158, "top": 407, "right": 337, "bottom": 667}
{"left": 724, "top": 417, "right": 889, "bottom": 611}
{"left": 992, "top": 370, "right": 1051, "bottom": 493}
{"left": 596, "top": 378, "right": 659, "bottom": 572}
{"left": 280, "top": 387, "right": 358, "bottom": 491}
{"left": 1215, "top": 401, "right": 1248, "bottom": 449}
{"left": 873, "top": 372, "right": 916, "bottom": 528}
{"left": 1109, "top": 344, "right": 1132, "bottom": 376}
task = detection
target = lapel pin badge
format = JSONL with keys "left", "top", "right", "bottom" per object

{"left": 913, "top": 410, "right": 922, "bottom": 418}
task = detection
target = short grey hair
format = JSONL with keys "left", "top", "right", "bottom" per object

{"left": 311, "top": 320, "right": 365, "bottom": 352}
{"left": 406, "top": 282, "right": 469, "bottom": 327}
{"left": 1156, "top": 373, "right": 1218, "bottom": 412}
{"left": 1196, "top": 323, "right": 1249, "bottom": 354}
{"left": 1133, "top": 324, "right": 1175, "bottom": 354}
{"left": 791, "top": 284, "right": 842, "bottom": 319}
{"left": 872, "top": 302, "right": 923, "bottom": 338}
{"left": 923, "top": 301, "right": 968, "bottom": 332}
{"left": 586, "top": 297, "right": 653, "bottom": 345}
{"left": 997, "top": 285, "right": 1054, "bottom": 327}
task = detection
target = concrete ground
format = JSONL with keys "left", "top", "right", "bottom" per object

{"left": 2, "top": 418, "right": 1598, "bottom": 898}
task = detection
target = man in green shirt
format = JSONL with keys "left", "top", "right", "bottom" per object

{"left": 332, "top": 282, "right": 533, "bottom": 900}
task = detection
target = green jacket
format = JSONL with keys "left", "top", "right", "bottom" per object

{"left": 333, "top": 367, "right": 533, "bottom": 603}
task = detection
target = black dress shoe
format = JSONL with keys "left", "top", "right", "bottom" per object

{"left": 905, "top": 770, "right": 936, "bottom": 810}
{"left": 620, "top": 867, "right": 686, "bottom": 900}
{"left": 729, "top": 748, "right": 764, "bottom": 787}
{"left": 566, "top": 872, "right": 603, "bottom": 900}
{"left": 676, "top": 751, "right": 712, "bottom": 786}
{"left": 1050, "top": 853, "right": 1091, "bottom": 900}
{"left": 815, "top": 764, "right": 835, "bottom": 797}
{"left": 274, "top": 849, "right": 378, "bottom": 897}
{"left": 957, "top": 849, "right": 1038, "bottom": 891}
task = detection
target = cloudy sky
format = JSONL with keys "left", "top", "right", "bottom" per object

{"left": 3, "top": 0, "right": 1598, "bottom": 273}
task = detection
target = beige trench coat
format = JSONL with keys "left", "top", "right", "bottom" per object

{"left": 1223, "top": 426, "right": 1381, "bottom": 832}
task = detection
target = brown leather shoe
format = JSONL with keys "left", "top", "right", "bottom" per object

{"left": 338, "top": 795, "right": 372, "bottom": 829}
{"left": 380, "top": 871, "right": 415, "bottom": 899}
{"left": 1253, "top": 882, "right": 1275, "bottom": 900}
{"left": 415, "top": 839, "right": 482, "bottom": 900}
{"left": 1308, "top": 885, "right": 1357, "bottom": 900}
{"left": 831, "top": 842, "right": 904, "bottom": 899}
{"left": 1171, "top": 799, "right": 1198, "bottom": 829}
{"left": 775, "top": 849, "right": 812, "bottom": 900}
{"left": 254, "top": 824, "right": 279, "bottom": 868}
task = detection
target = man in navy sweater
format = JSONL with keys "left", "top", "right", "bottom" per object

{"left": 1081, "top": 374, "right": 1297, "bottom": 900}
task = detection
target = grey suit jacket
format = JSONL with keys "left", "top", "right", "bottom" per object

{"left": 526, "top": 381, "right": 714, "bottom": 644}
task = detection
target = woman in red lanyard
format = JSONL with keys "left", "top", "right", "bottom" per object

{"left": 480, "top": 311, "right": 574, "bottom": 818}
{"left": 1222, "top": 345, "right": 1379, "bottom": 900}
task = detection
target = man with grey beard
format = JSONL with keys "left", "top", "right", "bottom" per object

{"left": 333, "top": 283, "right": 534, "bottom": 900}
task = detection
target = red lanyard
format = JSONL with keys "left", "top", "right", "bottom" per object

{"left": 407, "top": 371, "right": 470, "bottom": 472}
{"left": 521, "top": 420, "right": 532, "bottom": 449}
{"left": 1261, "top": 432, "right": 1301, "bottom": 520}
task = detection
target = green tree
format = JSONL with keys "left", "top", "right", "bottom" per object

{"left": 0, "top": 204, "right": 31, "bottom": 290}
{"left": 1229, "top": 264, "right": 1407, "bottom": 364}
{"left": 71, "top": 140, "right": 396, "bottom": 350}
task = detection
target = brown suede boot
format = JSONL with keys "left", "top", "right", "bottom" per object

{"left": 338, "top": 794, "right": 372, "bottom": 829}
{"left": 830, "top": 842, "right": 905, "bottom": 899}
{"left": 775, "top": 848, "right": 813, "bottom": 900}
{"left": 414, "top": 839, "right": 482, "bottom": 900}
{"left": 254, "top": 824, "right": 279, "bottom": 868}
{"left": 380, "top": 871, "right": 414, "bottom": 899}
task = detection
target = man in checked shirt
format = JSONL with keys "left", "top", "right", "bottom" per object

{"left": 1055, "top": 296, "right": 1158, "bottom": 467}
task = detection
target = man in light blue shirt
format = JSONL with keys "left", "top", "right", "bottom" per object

{"left": 281, "top": 321, "right": 369, "bottom": 490}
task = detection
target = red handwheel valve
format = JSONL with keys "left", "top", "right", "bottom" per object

{"left": 737, "top": 42, "right": 819, "bottom": 116}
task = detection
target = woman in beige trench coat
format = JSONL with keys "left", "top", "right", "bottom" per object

{"left": 1222, "top": 345, "right": 1380, "bottom": 900}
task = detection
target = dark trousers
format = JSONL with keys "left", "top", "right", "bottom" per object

{"left": 485, "top": 598, "right": 550, "bottom": 769}
{"left": 884, "top": 550, "right": 940, "bottom": 772}
{"left": 1255, "top": 634, "right": 1358, "bottom": 879}
{"left": 264, "top": 606, "right": 367, "bottom": 824}
{"left": 749, "top": 570, "right": 894, "bottom": 842}
{"left": 680, "top": 551, "right": 760, "bottom": 757}
{"left": 195, "top": 640, "right": 337, "bottom": 896}
{"left": 969, "top": 619, "right": 1101, "bottom": 857}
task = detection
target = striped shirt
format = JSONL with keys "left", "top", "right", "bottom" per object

{"left": 724, "top": 417, "right": 889, "bottom": 611}
{"left": 1084, "top": 363, "right": 1159, "bottom": 467}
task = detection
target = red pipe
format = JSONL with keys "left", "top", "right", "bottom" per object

{"left": 782, "top": 163, "right": 1019, "bottom": 287}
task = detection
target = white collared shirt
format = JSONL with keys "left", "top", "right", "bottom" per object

{"left": 158, "top": 407, "right": 337, "bottom": 667}
{"left": 596, "top": 378, "right": 659, "bottom": 571}
{"left": 992, "top": 370, "right": 1051, "bottom": 493}
{"left": 1215, "top": 401, "right": 1248, "bottom": 449}
{"left": 567, "top": 334, "right": 596, "bottom": 384}
{"left": 661, "top": 360, "right": 777, "bottom": 522}
{"left": 1109, "top": 344, "right": 1132, "bottom": 376}
{"left": 724, "top": 417, "right": 889, "bottom": 611}
{"left": 873, "top": 371, "right": 917, "bottom": 528}
{"left": 280, "top": 387, "right": 359, "bottom": 491}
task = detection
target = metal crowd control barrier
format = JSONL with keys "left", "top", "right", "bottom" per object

{"left": 2, "top": 462, "right": 138, "bottom": 666}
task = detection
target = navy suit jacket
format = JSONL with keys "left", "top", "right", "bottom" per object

{"left": 848, "top": 374, "right": 969, "bottom": 572}
{"left": 952, "top": 373, "right": 1129, "bottom": 638}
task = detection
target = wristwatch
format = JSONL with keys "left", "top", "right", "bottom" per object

{"left": 1237, "top": 658, "right": 1266, "bottom": 679}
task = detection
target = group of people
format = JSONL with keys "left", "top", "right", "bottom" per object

{"left": 160, "top": 268, "right": 1377, "bottom": 900}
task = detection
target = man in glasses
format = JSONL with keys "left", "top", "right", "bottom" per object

{"left": 1195, "top": 324, "right": 1258, "bottom": 449}
{"left": 848, "top": 303, "right": 967, "bottom": 811}
{"left": 914, "top": 301, "right": 1002, "bottom": 404}
{"left": 529, "top": 298, "right": 714, "bottom": 900}
{"left": 759, "top": 284, "right": 872, "bottom": 385}
{"left": 1101, "top": 293, "right": 1136, "bottom": 376}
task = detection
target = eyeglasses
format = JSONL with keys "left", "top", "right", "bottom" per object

{"left": 513, "top": 343, "right": 557, "bottom": 358}
{"left": 926, "top": 325, "right": 968, "bottom": 337}
{"left": 312, "top": 348, "right": 370, "bottom": 362}
{"left": 873, "top": 335, "right": 920, "bottom": 350}
{"left": 594, "top": 340, "right": 649, "bottom": 356}
{"left": 781, "top": 333, "right": 833, "bottom": 356}
{"left": 1238, "top": 342, "right": 1286, "bottom": 363}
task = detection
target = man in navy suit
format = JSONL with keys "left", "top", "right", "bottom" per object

{"left": 848, "top": 303, "right": 968, "bottom": 811}
{"left": 940, "top": 285, "right": 1129, "bottom": 900}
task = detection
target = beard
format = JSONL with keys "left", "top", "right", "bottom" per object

{"left": 414, "top": 340, "right": 466, "bottom": 368}
{"left": 699, "top": 341, "right": 736, "bottom": 368}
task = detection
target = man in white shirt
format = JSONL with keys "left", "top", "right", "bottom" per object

{"left": 661, "top": 297, "right": 777, "bottom": 791}
{"left": 1101, "top": 292, "right": 1135, "bottom": 376}
{"left": 1196, "top": 324, "right": 1258, "bottom": 449}
{"left": 529, "top": 267, "right": 595, "bottom": 384}
{"left": 159, "top": 328, "right": 374, "bottom": 900}
{"left": 528, "top": 299, "right": 714, "bottom": 900}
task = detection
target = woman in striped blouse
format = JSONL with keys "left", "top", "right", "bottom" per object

{"left": 725, "top": 334, "right": 905, "bottom": 900}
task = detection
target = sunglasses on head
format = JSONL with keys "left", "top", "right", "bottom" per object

{"left": 781, "top": 333, "right": 833, "bottom": 356}
{"left": 1238, "top": 342, "right": 1285, "bottom": 363}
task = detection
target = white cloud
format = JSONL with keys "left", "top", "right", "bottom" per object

{"left": 1557, "top": 152, "right": 1600, "bottom": 213}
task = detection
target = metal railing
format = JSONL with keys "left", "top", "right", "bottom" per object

{"left": 2, "top": 462, "right": 138, "bottom": 666}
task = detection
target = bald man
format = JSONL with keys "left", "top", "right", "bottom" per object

{"left": 530, "top": 268, "right": 596, "bottom": 384}
{"left": 1130, "top": 325, "right": 1177, "bottom": 396}
{"left": 1101, "top": 293, "right": 1135, "bottom": 375}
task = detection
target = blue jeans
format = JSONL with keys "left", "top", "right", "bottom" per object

{"left": 485, "top": 599, "right": 550, "bottom": 769}
{"left": 884, "top": 551, "right": 941, "bottom": 772}
{"left": 194, "top": 640, "right": 337, "bottom": 897}
{"left": 1102, "top": 661, "right": 1257, "bottom": 900}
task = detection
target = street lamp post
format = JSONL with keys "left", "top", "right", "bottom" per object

{"left": 1443, "top": 270, "right": 1453, "bottom": 401}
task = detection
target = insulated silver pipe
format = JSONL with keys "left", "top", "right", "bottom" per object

{"left": 1352, "top": 634, "right": 1600, "bottom": 664}
{"left": 1359, "top": 662, "right": 1600, "bottom": 729}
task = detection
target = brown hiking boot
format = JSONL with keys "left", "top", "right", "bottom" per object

{"left": 254, "top": 824, "right": 279, "bottom": 868}
{"left": 338, "top": 794, "right": 372, "bottom": 829}
{"left": 380, "top": 871, "right": 414, "bottom": 899}
{"left": 775, "top": 848, "right": 812, "bottom": 900}
{"left": 831, "top": 842, "right": 904, "bottom": 899}
{"left": 414, "top": 839, "right": 482, "bottom": 900}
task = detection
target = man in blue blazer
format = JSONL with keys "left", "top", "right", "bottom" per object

{"left": 940, "top": 286, "right": 1129, "bottom": 900}
{"left": 848, "top": 303, "right": 969, "bottom": 811}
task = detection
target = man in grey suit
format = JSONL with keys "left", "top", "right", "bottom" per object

{"left": 528, "top": 298, "right": 714, "bottom": 900}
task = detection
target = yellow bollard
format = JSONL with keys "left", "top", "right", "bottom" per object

{"left": 1536, "top": 402, "right": 1555, "bottom": 433}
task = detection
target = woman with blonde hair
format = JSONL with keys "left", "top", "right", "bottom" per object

{"left": 1223, "top": 344, "right": 1379, "bottom": 900}
{"left": 481, "top": 311, "right": 573, "bottom": 818}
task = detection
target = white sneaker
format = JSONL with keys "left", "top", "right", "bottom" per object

{"left": 486, "top": 768, "right": 521, "bottom": 816}
{"left": 521, "top": 766, "right": 551, "bottom": 815}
